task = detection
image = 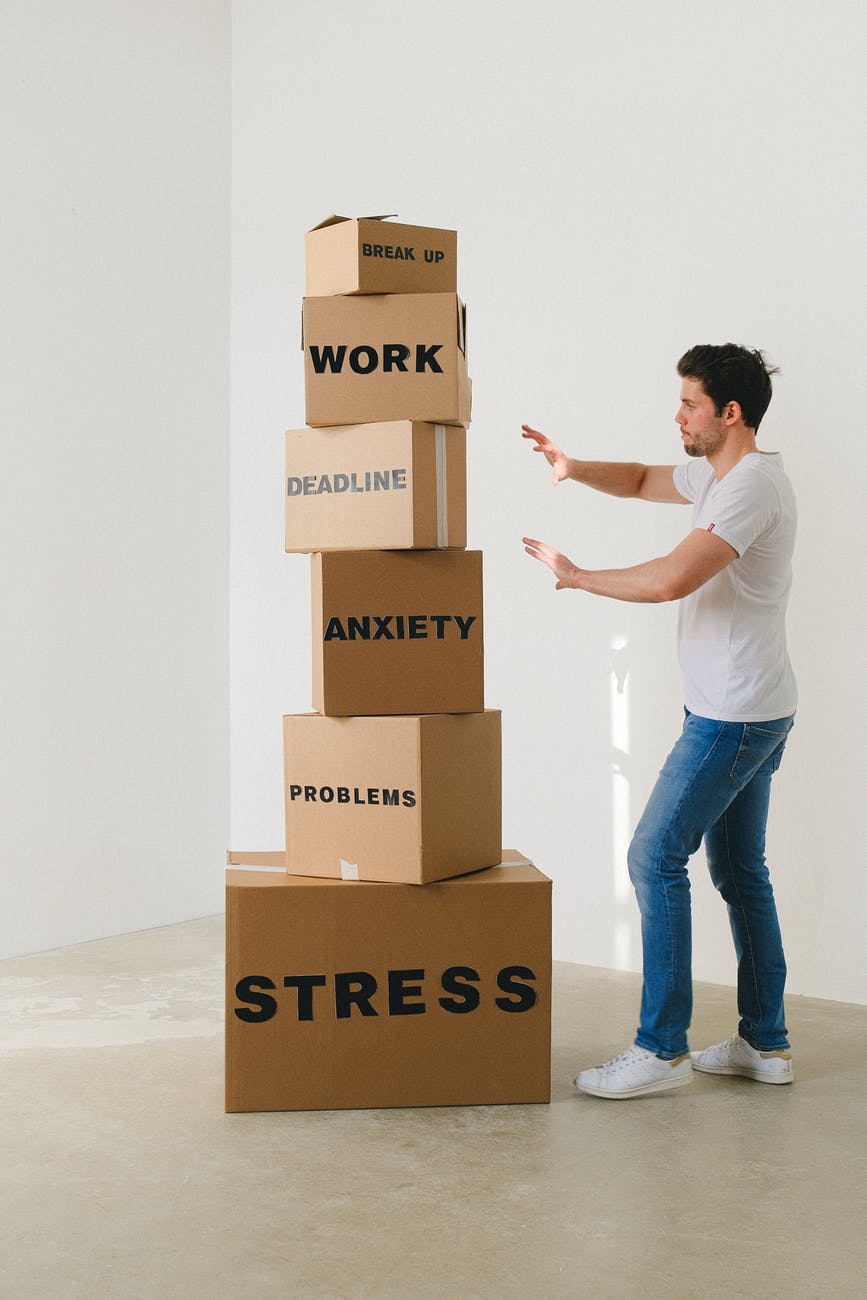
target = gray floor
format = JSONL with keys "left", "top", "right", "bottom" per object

{"left": 1, "top": 916, "right": 865, "bottom": 1300}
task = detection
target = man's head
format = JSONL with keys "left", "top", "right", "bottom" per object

{"left": 677, "top": 344, "right": 779, "bottom": 433}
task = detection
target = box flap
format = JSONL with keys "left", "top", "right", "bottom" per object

{"left": 310, "top": 213, "right": 398, "bottom": 231}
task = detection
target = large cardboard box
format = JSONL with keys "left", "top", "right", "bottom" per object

{"left": 225, "top": 855, "right": 551, "bottom": 1112}
{"left": 305, "top": 215, "right": 457, "bottom": 297}
{"left": 303, "top": 292, "right": 471, "bottom": 428}
{"left": 311, "top": 549, "right": 483, "bottom": 716}
{"left": 283, "top": 710, "right": 501, "bottom": 884}
{"left": 285, "top": 420, "right": 467, "bottom": 553}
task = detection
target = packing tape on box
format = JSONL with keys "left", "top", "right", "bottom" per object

{"left": 340, "top": 858, "right": 360, "bottom": 881}
{"left": 435, "top": 423, "right": 449, "bottom": 547}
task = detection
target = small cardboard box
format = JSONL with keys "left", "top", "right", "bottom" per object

{"left": 305, "top": 215, "right": 457, "bottom": 297}
{"left": 303, "top": 292, "right": 471, "bottom": 428}
{"left": 282, "top": 710, "right": 501, "bottom": 884}
{"left": 285, "top": 420, "right": 467, "bottom": 553}
{"left": 311, "top": 549, "right": 483, "bottom": 716}
{"left": 225, "top": 854, "right": 551, "bottom": 1112}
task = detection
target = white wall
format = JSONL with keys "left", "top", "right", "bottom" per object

{"left": 231, "top": 0, "right": 867, "bottom": 1005}
{"left": 1, "top": 1, "right": 231, "bottom": 957}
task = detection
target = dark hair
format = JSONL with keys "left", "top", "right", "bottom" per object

{"left": 677, "top": 344, "right": 780, "bottom": 431}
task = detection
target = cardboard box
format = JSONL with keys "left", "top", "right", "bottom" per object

{"left": 225, "top": 854, "right": 551, "bottom": 1112}
{"left": 303, "top": 292, "right": 471, "bottom": 428}
{"left": 285, "top": 420, "right": 467, "bottom": 553}
{"left": 282, "top": 710, "right": 501, "bottom": 883}
{"left": 311, "top": 549, "right": 483, "bottom": 716}
{"left": 305, "top": 215, "right": 457, "bottom": 297}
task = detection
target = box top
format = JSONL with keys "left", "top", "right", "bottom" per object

{"left": 309, "top": 213, "right": 398, "bottom": 232}
{"left": 227, "top": 854, "right": 548, "bottom": 893}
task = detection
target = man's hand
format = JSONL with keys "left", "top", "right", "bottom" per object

{"left": 522, "top": 537, "right": 582, "bottom": 590}
{"left": 521, "top": 425, "right": 570, "bottom": 485}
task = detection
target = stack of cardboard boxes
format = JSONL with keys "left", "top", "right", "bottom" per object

{"left": 225, "top": 216, "right": 552, "bottom": 1112}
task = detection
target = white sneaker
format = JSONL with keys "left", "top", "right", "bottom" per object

{"left": 575, "top": 1044, "right": 692, "bottom": 1099}
{"left": 690, "top": 1033, "right": 794, "bottom": 1084}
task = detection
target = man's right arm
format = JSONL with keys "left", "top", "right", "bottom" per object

{"left": 521, "top": 425, "right": 688, "bottom": 504}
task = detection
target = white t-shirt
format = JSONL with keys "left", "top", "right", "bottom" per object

{"left": 672, "top": 453, "right": 798, "bottom": 722}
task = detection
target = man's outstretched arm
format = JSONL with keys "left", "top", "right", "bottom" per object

{"left": 521, "top": 424, "right": 688, "bottom": 504}
{"left": 522, "top": 528, "right": 738, "bottom": 602}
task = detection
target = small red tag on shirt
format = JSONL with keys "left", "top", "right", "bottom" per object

{"left": 707, "top": 523, "right": 716, "bottom": 532}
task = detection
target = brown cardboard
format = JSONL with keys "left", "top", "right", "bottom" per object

{"left": 225, "top": 855, "right": 551, "bottom": 1112}
{"left": 303, "top": 292, "right": 471, "bottom": 428}
{"left": 285, "top": 420, "right": 467, "bottom": 553}
{"left": 226, "top": 851, "right": 285, "bottom": 868}
{"left": 282, "top": 710, "right": 501, "bottom": 883}
{"left": 311, "top": 550, "right": 483, "bottom": 716}
{"left": 305, "top": 215, "right": 457, "bottom": 297}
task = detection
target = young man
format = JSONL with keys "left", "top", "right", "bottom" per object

{"left": 523, "top": 343, "right": 797, "bottom": 1099}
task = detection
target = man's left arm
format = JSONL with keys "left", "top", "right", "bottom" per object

{"left": 522, "top": 529, "right": 738, "bottom": 602}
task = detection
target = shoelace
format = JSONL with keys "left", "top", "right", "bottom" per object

{"left": 597, "top": 1046, "right": 653, "bottom": 1074}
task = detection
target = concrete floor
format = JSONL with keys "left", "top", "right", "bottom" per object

{"left": 1, "top": 916, "right": 865, "bottom": 1300}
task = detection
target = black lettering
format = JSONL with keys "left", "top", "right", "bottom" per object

{"left": 372, "top": 243, "right": 384, "bottom": 258}
{"left": 319, "top": 786, "right": 334, "bottom": 803}
{"left": 402, "top": 789, "right": 417, "bottom": 808}
{"left": 302, "top": 475, "right": 315, "bottom": 494}
{"left": 323, "top": 617, "right": 347, "bottom": 641}
{"left": 395, "top": 616, "right": 406, "bottom": 639}
{"left": 384, "top": 244, "right": 394, "bottom": 259}
{"left": 404, "top": 246, "right": 415, "bottom": 261}
{"left": 347, "top": 616, "right": 371, "bottom": 640}
{"left": 288, "top": 783, "right": 302, "bottom": 801}
{"left": 393, "top": 245, "right": 404, "bottom": 260}
{"left": 372, "top": 616, "right": 394, "bottom": 640}
{"left": 335, "top": 971, "right": 378, "bottom": 1018}
{"left": 454, "top": 614, "right": 476, "bottom": 640}
{"left": 361, "top": 242, "right": 373, "bottom": 256}
{"left": 383, "top": 344, "right": 410, "bottom": 373}
{"left": 316, "top": 475, "right": 332, "bottom": 494}
{"left": 349, "top": 345, "right": 378, "bottom": 374}
{"left": 393, "top": 468, "right": 407, "bottom": 489}
{"left": 382, "top": 788, "right": 399, "bottom": 807}
{"left": 439, "top": 967, "right": 481, "bottom": 1014}
{"left": 430, "top": 614, "right": 451, "bottom": 639}
{"left": 309, "top": 344, "right": 346, "bottom": 374}
{"left": 283, "top": 974, "right": 327, "bottom": 1021}
{"left": 303, "top": 785, "right": 317, "bottom": 802}
{"left": 416, "top": 343, "right": 443, "bottom": 372}
{"left": 424, "top": 249, "right": 436, "bottom": 263}
{"left": 333, "top": 473, "right": 349, "bottom": 493}
{"left": 373, "top": 469, "right": 390, "bottom": 490}
{"left": 495, "top": 966, "right": 537, "bottom": 1012}
{"left": 353, "top": 788, "right": 365, "bottom": 804}
{"left": 408, "top": 615, "right": 427, "bottom": 639}
{"left": 388, "top": 969, "right": 425, "bottom": 1016}
{"left": 287, "top": 477, "right": 303, "bottom": 496}
{"left": 367, "top": 787, "right": 379, "bottom": 805}
{"left": 337, "top": 787, "right": 350, "bottom": 803}
{"left": 234, "top": 976, "right": 277, "bottom": 1023}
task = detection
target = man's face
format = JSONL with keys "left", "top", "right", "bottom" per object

{"left": 676, "top": 377, "right": 728, "bottom": 459}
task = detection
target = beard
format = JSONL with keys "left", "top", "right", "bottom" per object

{"left": 683, "top": 420, "right": 728, "bottom": 458}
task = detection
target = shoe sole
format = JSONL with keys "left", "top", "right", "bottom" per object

{"left": 575, "top": 1071, "right": 693, "bottom": 1099}
{"left": 690, "top": 1061, "right": 793, "bottom": 1084}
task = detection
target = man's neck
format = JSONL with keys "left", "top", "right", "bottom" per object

{"left": 708, "top": 428, "right": 758, "bottom": 481}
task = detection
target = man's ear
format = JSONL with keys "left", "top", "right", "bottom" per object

{"left": 722, "top": 400, "right": 742, "bottom": 426}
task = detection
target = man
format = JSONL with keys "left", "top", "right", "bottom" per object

{"left": 522, "top": 343, "right": 797, "bottom": 1099}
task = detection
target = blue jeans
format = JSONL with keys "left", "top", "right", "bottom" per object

{"left": 627, "top": 710, "right": 794, "bottom": 1059}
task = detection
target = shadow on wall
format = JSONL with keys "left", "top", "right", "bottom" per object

{"left": 609, "top": 633, "right": 640, "bottom": 972}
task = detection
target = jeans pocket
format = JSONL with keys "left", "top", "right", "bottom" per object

{"left": 730, "top": 719, "right": 793, "bottom": 788}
